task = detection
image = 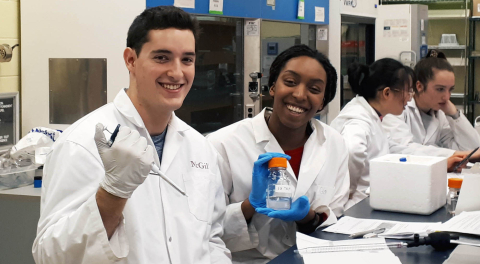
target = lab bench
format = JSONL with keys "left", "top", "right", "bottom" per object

{"left": 0, "top": 185, "right": 41, "bottom": 264}
{"left": 268, "top": 197, "right": 454, "bottom": 264}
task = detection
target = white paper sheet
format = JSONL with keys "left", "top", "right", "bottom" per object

{"left": 323, "top": 216, "right": 441, "bottom": 239}
{"left": 315, "top": 7, "right": 325, "bottom": 22}
{"left": 297, "top": 0, "right": 305, "bottom": 19}
{"left": 209, "top": 0, "right": 223, "bottom": 14}
{"left": 317, "top": 28, "right": 327, "bottom": 41}
{"left": 296, "top": 233, "right": 402, "bottom": 264}
{"left": 174, "top": 0, "right": 195, "bottom": 8}
{"left": 455, "top": 174, "right": 480, "bottom": 214}
{"left": 444, "top": 245, "right": 480, "bottom": 264}
{"left": 437, "top": 211, "right": 480, "bottom": 236}
{"left": 245, "top": 20, "right": 259, "bottom": 36}
{"left": 267, "top": 0, "right": 275, "bottom": 6}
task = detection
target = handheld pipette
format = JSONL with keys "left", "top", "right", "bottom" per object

{"left": 294, "top": 241, "right": 407, "bottom": 254}
{"left": 105, "top": 124, "right": 187, "bottom": 197}
{"left": 295, "top": 232, "right": 458, "bottom": 255}
{"left": 149, "top": 164, "right": 187, "bottom": 196}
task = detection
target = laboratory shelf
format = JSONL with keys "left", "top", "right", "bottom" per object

{"left": 383, "top": 0, "right": 466, "bottom": 3}
{"left": 469, "top": 51, "right": 480, "bottom": 58}
{"left": 451, "top": 93, "right": 465, "bottom": 99}
{"left": 0, "top": 185, "right": 41, "bottom": 197}
{"left": 428, "top": 45, "right": 466, "bottom": 50}
{"left": 446, "top": 57, "right": 466, "bottom": 66}
{"left": 429, "top": 9, "right": 469, "bottom": 19}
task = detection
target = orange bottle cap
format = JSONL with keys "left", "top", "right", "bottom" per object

{"left": 448, "top": 178, "right": 463, "bottom": 189}
{"left": 268, "top": 157, "right": 287, "bottom": 168}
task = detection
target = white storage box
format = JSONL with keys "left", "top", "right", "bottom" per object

{"left": 0, "top": 165, "right": 37, "bottom": 191}
{"left": 370, "top": 154, "right": 447, "bottom": 215}
{"left": 439, "top": 34, "right": 459, "bottom": 47}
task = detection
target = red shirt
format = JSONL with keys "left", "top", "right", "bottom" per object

{"left": 285, "top": 145, "right": 328, "bottom": 225}
{"left": 284, "top": 146, "right": 304, "bottom": 178}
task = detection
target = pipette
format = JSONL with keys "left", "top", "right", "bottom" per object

{"left": 295, "top": 232, "right": 458, "bottom": 255}
{"left": 294, "top": 242, "right": 406, "bottom": 254}
{"left": 149, "top": 164, "right": 187, "bottom": 196}
{"left": 104, "top": 124, "right": 187, "bottom": 197}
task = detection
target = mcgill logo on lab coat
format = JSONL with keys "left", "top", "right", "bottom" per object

{"left": 190, "top": 161, "right": 209, "bottom": 169}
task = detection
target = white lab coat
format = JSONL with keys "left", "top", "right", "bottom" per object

{"left": 207, "top": 108, "right": 350, "bottom": 264}
{"left": 383, "top": 98, "right": 480, "bottom": 157}
{"left": 32, "top": 89, "right": 231, "bottom": 264}
{"left": 330, "top": 96, "right": 389, "bottom": 209}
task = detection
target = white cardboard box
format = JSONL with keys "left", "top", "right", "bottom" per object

{"left": 370, "top": 154, "right": 447, "bottom": 215}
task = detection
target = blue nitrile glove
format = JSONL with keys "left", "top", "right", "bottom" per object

{"left": 248, "top": 152, "right": 291, "bottom": 209}
{"left": 255, "top": 195, "right": 311, "bottom": 222}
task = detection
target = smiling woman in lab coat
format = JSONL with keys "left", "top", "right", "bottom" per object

{"left": 207, "top": 45, "right": 350, "bottom": 263}
{"left": 382, "top": 56, "right": 480, "bottom": 160}
{"left": 330, "top": 58, "right": 411, "bottom": 209}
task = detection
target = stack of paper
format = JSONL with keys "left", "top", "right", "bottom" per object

{"left": 296, "top": 232, "right": 402, "bottom": 264}
{"left": 437, "top": 211, "right": 480, "bottom": 239}
{"left": 437, "top": 211, "right": 480, "bottom": 249}
{"left": 443, "top": 245, "right": 480, "bottom": 264}
{"left": 324, "top": 216, "right": 441, "bottom": 239}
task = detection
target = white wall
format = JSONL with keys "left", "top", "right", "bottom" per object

{"left": 0, "top": 0, "right": 20, "bottom": 94}
{"left": 244, "top": 19, "right": 262, "bottom": 117}
{"left": 21, "top": 0, "right": 145, "bottom": 136}
{"left": 340, "top": 0, "right": 379, "bottom": 18}
{"left": 327, "top": 0, "right": 342, "bottom": 124}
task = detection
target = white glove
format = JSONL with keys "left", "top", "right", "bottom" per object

{"left": 94, "top": 123, "right": 154, "bottom": 198}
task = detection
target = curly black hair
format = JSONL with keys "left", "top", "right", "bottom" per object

{"left": 268, "top": 45, "right": 337, "bottom": 111}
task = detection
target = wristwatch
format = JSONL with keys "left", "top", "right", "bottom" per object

{"left": 296, "top": 212, "right": 324, "bottom": 234}
{"left": 449, "top": 110, "right": 461, "bottom": 120}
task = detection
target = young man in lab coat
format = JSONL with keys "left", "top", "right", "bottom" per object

{"left": 32, "top": 6, "right": 231, "bottom": 264}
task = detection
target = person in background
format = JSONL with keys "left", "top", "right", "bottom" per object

{"left": 207, "top": 45, "right": 350, "bottom": 263}
{"left": 382, "top": 52, "right": 480, "bottom": 165}
{"left": 330, "top": 58, "right": 411, "bottom": 208}
{"left": 426, "top": 49, "right": 447, "bottom": 59}
{"left": 32, "top": 6, "right": 231, "bottom": 264}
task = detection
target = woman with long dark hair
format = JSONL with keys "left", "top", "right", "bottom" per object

{"left": 331, "top": 58, "right": 411, "bottom": 208}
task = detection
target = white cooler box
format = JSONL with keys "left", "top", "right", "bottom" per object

{"left": 370, "top": 154, "right": 447, "bottom": 215}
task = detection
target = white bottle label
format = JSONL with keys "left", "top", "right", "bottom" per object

{"left": 274, "top": 185, "right": 293, "bottom": 196}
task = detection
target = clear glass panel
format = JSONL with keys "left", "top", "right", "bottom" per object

{"left": 341, "top": 23, "right": 360, "bottom": 107}
{"left": 340, "top": 22, "right": 374, "bottom": 107}
{"left": 176, "top": 16, "right": 244, "bottom": 134}
{"left": 260, "top": 21, "right": 316, "bottom": 109}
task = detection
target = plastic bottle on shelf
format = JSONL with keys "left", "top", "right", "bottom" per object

{"left": 446, "top": 178, "right": 463, "bottom": 215}
{"left": 266, "top": 157, "right": 293, "bottom": 210}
